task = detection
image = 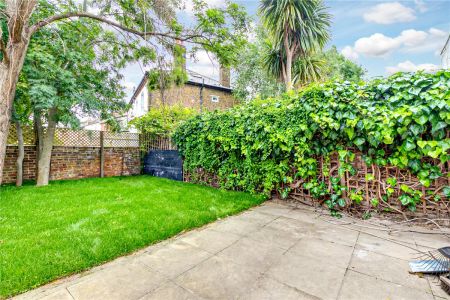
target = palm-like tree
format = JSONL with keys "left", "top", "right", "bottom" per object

{"left": 259, "top": 0, "right": 331, "bottom": 90}
{"left": 262, "top": 38, "right": 324, "bottom": 87}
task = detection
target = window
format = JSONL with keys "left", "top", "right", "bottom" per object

{"left": 140, "top": 93, "right": 145, "bottom": 111}
{"left": 211, "top": 95, "right": 219, "bottom": 103}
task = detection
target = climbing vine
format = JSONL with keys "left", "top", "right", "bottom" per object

{"left": 173, "top": 71, "right": 450, "bottom": 217}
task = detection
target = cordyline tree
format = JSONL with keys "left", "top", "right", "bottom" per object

{"left": 0, "top": 0, "right": 249, "bottom": 185}
{"left": 259, "top": 0, "right": 331, "bottom": 90}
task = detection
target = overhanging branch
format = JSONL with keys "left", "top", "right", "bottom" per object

{"left": 30, "top": 12, "right": 202, "bottom": 43}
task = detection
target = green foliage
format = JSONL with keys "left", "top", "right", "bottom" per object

{"left": 320, "top": 46, "right": 365, "bottom": 82}
{"left": 130, "top": 105, "right": 197, "bottom": 137}
{"left": 174, "top": 71, "right": 450, "bottom": 213}
{"left": 232, "top": 27, "right": 286, "bottom": 102}
{"left": 17, "top": 18, "right": 128, "bottom": 127}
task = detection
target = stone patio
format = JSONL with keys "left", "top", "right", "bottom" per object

{"left": 15, "top": 201, "right": 450, "bottom": 300}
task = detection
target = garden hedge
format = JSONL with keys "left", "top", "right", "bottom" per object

{"left": 173, "top": 71, "right": 450, "bottom": 217}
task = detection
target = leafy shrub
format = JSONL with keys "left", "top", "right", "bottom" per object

{"left": 173, "top": 71, "right": 450, "bottom": 213}
{"left": 130, "top": 105, "right": 196, "bottom": 137}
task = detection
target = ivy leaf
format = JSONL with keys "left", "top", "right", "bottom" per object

{"left": 345, "top": 127, "right": 355, "bottom": 140}
{"left": 413, "top": 114, "right": 428, "bottom": 125}
{"left": 354, "top": 137, "right": 365, "bottom": 146}
{"left": 337, "top": 198, "right": 346, "bottom": 207}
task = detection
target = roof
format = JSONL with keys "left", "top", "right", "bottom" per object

{"left": 129, "top": 69, "right": 232, "bottom": 105}
{"left": 440, "top": 34, "right": 450, "bottom": 56}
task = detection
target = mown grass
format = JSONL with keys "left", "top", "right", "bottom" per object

{"left": 0, "top": 175, "right": 265, "bottom": 298}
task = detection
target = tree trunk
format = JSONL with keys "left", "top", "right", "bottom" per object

{"left": 0, "top": 42, "right": 30, "bottom": 184}
{"left": 36, "top": 108, "right": 57, "bottom": 186}
{"left": 15, "top": 120, "right": 24, "bottom": 186}
{"left": 285, "top": 52, "right": 293, "bottom": 91}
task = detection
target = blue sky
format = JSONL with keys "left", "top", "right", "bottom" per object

{"left": 122, "top": 0, "right": 449, "bottom": 97}
{"left": 234, "top": 0, "right": 450, "bottom": 77}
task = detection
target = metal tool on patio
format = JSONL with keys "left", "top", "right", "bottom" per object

{"left": 410, "top": 246, "right": 450, "bottom": 275}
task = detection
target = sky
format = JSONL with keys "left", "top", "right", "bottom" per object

{"left": 122, "top": 0, "right": 450, "bottom": 98}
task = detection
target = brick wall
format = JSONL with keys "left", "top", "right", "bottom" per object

{"left": 2, "top": 146, "right": 140, "bottom": 184}
{"left": 150, "top": 84, "right": 236, "bottom": 111}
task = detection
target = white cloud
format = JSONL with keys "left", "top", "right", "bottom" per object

{"left": 354, "top": 33, "right": 401, "bottom": 56}
{"left": 363, "top": 2, "right": 416, "bottom": 24}
{"left": 343, "top": 28, "right": 449, "bottom": 58}
{"left": 386, "top": 60, "right": 439, "bottom": 74}
{"left": 341, "top": 46, "right": 359, "bottom": 61}
{"left": 414, "top": 0, "right": 428, "bottom": 13}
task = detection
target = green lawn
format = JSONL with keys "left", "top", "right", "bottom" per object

{"left": 0, "top": 175, "right": 265, "bottom": 298}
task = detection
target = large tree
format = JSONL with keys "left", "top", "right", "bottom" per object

{"left": 259, "top": 0, "right": 331, "bottom": 90}
{"left": 0, "top": 0, "right": 249, "bottom": 184}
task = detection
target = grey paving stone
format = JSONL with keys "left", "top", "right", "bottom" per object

{"left": 209, "top": 218, "right": 263, "bottom": 236}
{"left": 356, "top": 232, "right": 418, "bottom": 260}
{"left": 237, "top": 275, "right": 320, "bottom": 300}
{"left": 232, "top": 210, "right": 278, "bottom": 226}
{"left": 39, "top": 289, "right": 74, "bottom": 300}
{"left": 253, "top": 203, "right": 293, "bottom": 217}
{"left": 217, "top": 237, "right": 285, "bottom": 273}
{"left": 246, "top": 224, "right": 303, "bottom": 250}
{"left": 350, "top": 246, "right": 431, "bottom": 292}
{"left": 140, "top": 281, "right": 203, "bottom": 300}
{"left": 175, "top": 255, "right": 261, "bottom": 299}
{"left": 288, "top": 237, "right": 354, "bottom": 268}
{"left": 267, "top": 251, "right": 346, "bottom": 300}
{"left": 179, "top": 227, "right": 241, "bottom": 254}
{"left": 338, "top": 270, "right": 434, "bottom": 300}
{"left": 266, "top": 216, "right": 315, "bottom": 238}
{"left": 309, "top": 225, "right": 359, "bottom": 247}
{"left": 136, "top": 240, "right": 212, "bottom": 279}
{"left": 67, "top": 260, "right": 165, "bottom": 300}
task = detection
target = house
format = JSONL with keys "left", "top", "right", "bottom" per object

{"left": 82, "top": 42, "right": 237, "bottom": 131}
{"left": 127, "top": 67, "right": 236, "bottom": 122}
{"left": 441, "top": 34, "right": 450, "bottom": 69}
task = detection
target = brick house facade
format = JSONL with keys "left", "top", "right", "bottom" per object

{"left": 126, "top": 65, "right": 236, "bottom": 126}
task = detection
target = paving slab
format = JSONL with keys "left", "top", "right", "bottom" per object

{"left": 140, "top": 281, "right": 203, "bottom": 300}
{"left": 246, "top": 223, "right": 303, "bottom": 250}
{"left": 67, "top": 260, "right": 166, "bottom": 300}
{"left": 217, "top": 237, "right": 286, "bottom": 273}
{"left": 287, "top": 237, "right": 354, "bottom": 268}
{"left": 266, "top": 251, "right": 347, "bottom": 300}
{"left": 208, "top": 218, "right": 262, "bottom": 236}
{"left": 356, "top": 232, "right": 418, "bottom": 260}
{"left": 178, "top": 227, "right": 241, "bottom": 254}
{"left": 338, "top": 270, "right": 434, "bottom": 300}
{"left": 175, "top": 255, "right": 261, "bottom": 299}
{"left": 135, "top": 240, "right": 212, "bottom": 278}
{"left": 237, "top": 275, "right": 320, "bottom": 300}
{"left": 349, "top": 246, "right": 431, "bottom": 292}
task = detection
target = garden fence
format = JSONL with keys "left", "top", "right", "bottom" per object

{"left": 4, "top": 126, "right": 140, "bottom": 183}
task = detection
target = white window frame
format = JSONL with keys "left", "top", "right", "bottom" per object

{"left": 211, "top": 95, "right": 219, "bottom": 103}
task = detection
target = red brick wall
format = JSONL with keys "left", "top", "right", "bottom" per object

{"left": 3, "top": 146, "right": 141, "bottom": 184}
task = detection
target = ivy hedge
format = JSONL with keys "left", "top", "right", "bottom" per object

{"left": 173, "top": 71, "right": 450, "bottom": 215}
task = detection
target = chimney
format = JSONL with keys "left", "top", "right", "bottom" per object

{"left": 219, "top": 65, "right": 230, "bottom": 88}
{"left": 173, "top": 39, "right": 186, "bottom": 72}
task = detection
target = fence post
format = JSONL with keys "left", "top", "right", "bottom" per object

{"left": 100, "top": 131, "right": 104, "bottom": 178}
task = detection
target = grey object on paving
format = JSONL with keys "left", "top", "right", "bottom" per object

{"left": 15, "top": 201, "right": 450, "bottom": 300}
{"left": 412, "top": 247, "right": 450, "bottom": 275}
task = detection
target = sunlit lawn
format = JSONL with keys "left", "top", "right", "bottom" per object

{"left": 0, "top": 175, "right": 265, "bottom": 298}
